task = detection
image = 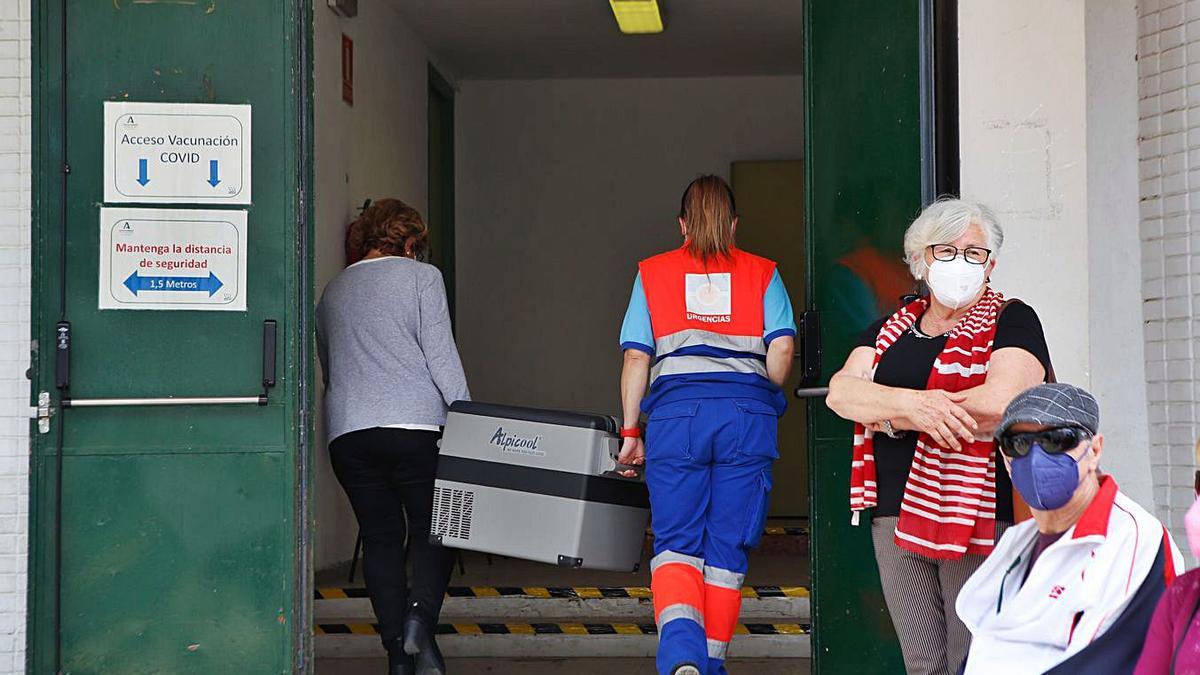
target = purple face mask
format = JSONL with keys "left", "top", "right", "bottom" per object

{"left": 1009, "top": 442, "right": 1086, "bottom": 511}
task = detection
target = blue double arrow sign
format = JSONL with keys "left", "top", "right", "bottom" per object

{"left": 124, "top": 271, "right": 223, "bottom": 297}
{"left": 133, "top": 159, "right": 223, "bottom": 188}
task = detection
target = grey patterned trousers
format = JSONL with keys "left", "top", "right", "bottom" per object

{"left": 870, "top": 516, "right": 1011, "bottom": 675}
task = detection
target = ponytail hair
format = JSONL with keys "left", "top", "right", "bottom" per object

{"left": 679, "top": 175, "right": 737, "bottom": 261}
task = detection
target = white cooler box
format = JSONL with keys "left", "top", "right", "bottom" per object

{"left": 431, "top": 401, "right": 650, "bottom": 572}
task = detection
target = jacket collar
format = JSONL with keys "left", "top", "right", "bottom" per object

{"left": 1070, "top": 475, "right": 1119, "bottom": 540}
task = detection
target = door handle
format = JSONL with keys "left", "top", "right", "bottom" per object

{"left": 793, "top": 387, "right": 830, "bottom": 399}
{"left": 61, "top": 319, "right": 279, "bottom": 409}
{"left": 795, "top": 310, "right": 821, "bottom": 392}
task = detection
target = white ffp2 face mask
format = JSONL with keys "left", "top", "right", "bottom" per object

{"left": 926, "top": 257, "right": 986, "bottom": 309}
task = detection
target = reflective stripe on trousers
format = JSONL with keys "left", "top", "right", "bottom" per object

{"left": 704, "top": 564, "right": 745, "bottom": 661}
{"left": 651, "top": 550, "right": 706, "bottom": 631}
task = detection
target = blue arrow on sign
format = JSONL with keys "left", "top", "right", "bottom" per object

{"left": 207, "top": 159, "right": 221, "bottom": 188}
{"left": 123, "top": 271, "right": 223, "bottom": 297}
{"left": 136, "top": 159, "right": 150, "bottom": 186}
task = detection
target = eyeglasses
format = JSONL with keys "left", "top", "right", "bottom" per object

{"left": 928, "top": 244, "right": 992, "bottom": 265}
{"left": 997, "top": 426, "right": 1091, "bottom": 458}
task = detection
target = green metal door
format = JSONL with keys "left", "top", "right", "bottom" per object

{"left": 29, "top": 2, "right": 311, "bottom": 673}
{"left": 806, "top": 1, "right": 923, "bottom": 673}
{"left": 427, "top": 64, "right": 455, "bottom": 318}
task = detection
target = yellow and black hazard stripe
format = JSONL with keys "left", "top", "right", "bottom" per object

{"left": 763, "top": 525, "right": 808, "bottom": 537}
{"left": 740, "top": 586, "right": 809, "bottom": 599}
{"left": 314, "top": 587, "right": 370, "bottom": 600}
{"left": 446, "top": 586, "right": 652, "bottom": 599}
{"left": 315, "top": 585, "right": 809, "bottom": 601}
{"left": 314, "top": 622, "right": 810, "bottom": 636}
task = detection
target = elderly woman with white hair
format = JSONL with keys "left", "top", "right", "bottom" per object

{"left": 826, "top": 199, "right": 1053, "bottom": 675}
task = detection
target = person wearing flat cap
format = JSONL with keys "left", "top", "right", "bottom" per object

{"left": 955, "top": 383, "right": 1184, "bottom": 675}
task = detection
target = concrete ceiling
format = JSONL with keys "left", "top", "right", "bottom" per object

{"left": 387, "top": 0, "right": 804, "bottom": 80}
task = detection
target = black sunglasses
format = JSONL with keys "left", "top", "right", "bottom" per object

{"left": 997, "top": 426, "right": 1091, "bottom": 458}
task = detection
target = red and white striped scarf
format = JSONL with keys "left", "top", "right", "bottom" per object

{"left": 850, "top": 288, "right": 1004, "bottom": 560}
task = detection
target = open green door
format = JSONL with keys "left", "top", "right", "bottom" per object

{"left": 806, "top": 1, "right": 924, "bottom": 673}
{"left": 29, "top": 2, "right": 311, "bottom": 672}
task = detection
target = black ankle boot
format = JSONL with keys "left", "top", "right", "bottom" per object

{"left": 384, "top": 638, "right": 414, "bottom": 675}
{"left": 403, "top": 605, "right": 446, "bottom": 675}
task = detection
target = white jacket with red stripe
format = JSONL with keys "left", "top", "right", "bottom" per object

{"left": 956, "top": 477, "right": 1182, "bottom": 675}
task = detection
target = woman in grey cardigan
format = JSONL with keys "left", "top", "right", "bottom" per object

{"left": 317, "top": 198, "right": 470, "bottom": 675}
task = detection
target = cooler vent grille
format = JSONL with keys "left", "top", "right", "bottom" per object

{"left": 433, "top": 486, "right": 475, "bottom": 540}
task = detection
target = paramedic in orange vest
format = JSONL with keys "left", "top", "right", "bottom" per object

{"left": 616, "top": 175, "right": 796, "bottom": 675}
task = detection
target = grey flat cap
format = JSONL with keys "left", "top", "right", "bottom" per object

{"left": 996, "top": 383, "right": 1100, "bottom": 437}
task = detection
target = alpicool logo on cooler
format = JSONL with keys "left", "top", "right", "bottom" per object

{"left": 490, "top": 427, "right": 544, "bottom": 456}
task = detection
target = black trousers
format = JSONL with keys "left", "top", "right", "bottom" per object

{"left": 329, "top": 427, "right": 455, "bottom": 645}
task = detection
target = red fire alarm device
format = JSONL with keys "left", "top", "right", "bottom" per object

{"left": 342, "top": 35, "right": 354, "bottom": 106}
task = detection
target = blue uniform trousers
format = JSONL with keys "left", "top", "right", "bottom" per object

{"left": 645, "top": 397, "right": 778, "bottom": 675}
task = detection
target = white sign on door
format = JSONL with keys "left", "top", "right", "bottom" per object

{"left": 103, "top": 102, "right": 251, "bottom": 204}
{"left": 99, "top": 208, "right": 248, "bottom": 312}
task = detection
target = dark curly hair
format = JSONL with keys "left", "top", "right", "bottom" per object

{"left": 357, "top": 198, "right": 430, "bottom": 259}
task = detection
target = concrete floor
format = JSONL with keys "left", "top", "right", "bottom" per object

{"left": 316, "top": 657, "right": 811, "bottom": 674}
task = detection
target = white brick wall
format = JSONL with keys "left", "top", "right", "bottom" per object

{"left": 1138, "top": 0, "right": 1200, "bottom": 549}
{"left": 0, "top": 0, "right": 29, "bottom": 672}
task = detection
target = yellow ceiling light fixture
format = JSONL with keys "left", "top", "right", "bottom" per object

{"left": 610, "top": 0, "right": 664, "bottom": 35}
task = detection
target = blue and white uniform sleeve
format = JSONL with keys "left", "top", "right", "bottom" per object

{"left": 619, "top": 273, "right": 655, "bottom": 356}
{"left": 763, "top": 269, "right": 797, "bottom": 345}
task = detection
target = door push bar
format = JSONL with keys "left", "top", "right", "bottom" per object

{"left": 792, "top": 310, "right": 826, "bottom": 399}
{"left": 57, "top": 319, "right": 278, "bottom": 410}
